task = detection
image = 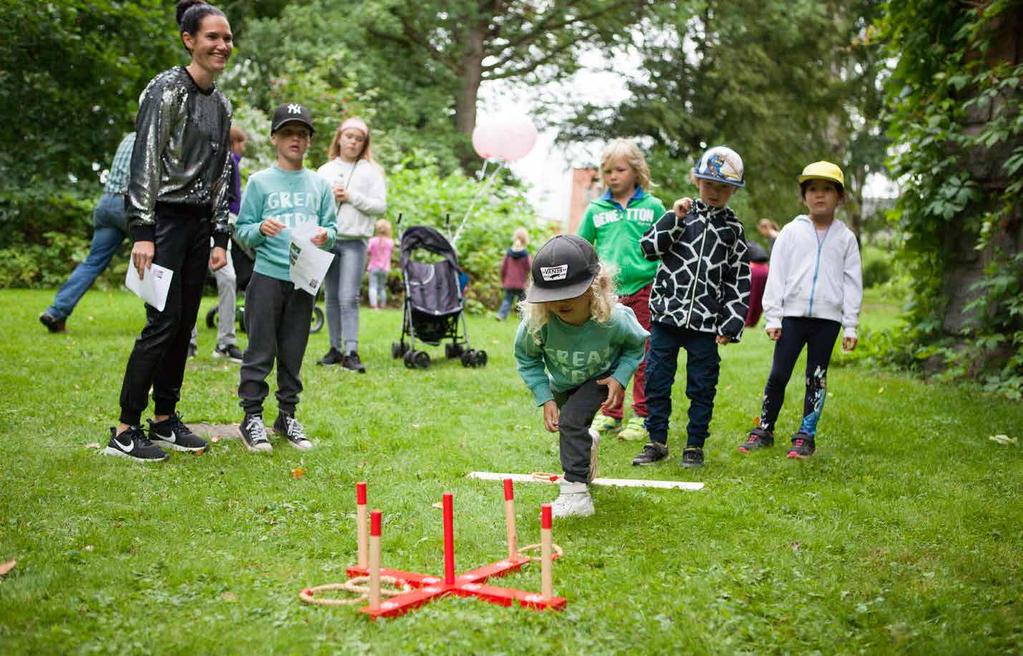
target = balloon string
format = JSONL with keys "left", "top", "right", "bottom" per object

{"left": 453, "top": 160, "right": 504, "bottom": 246}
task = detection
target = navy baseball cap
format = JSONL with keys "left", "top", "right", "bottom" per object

{"left": 271, "top": 103, "right": 314, "bottom": 135}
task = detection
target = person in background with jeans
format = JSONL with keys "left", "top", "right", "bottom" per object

{"left": 40, "top": 132, "right": 135, "bottom": 333}
{"left": 316, "top": 117, "right": 387, "bottom": 373}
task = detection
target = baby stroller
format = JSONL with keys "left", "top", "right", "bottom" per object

{"left": 391, "top": 225, "right": 487, "bottom": 369}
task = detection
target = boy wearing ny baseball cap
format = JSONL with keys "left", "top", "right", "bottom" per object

{"left": 514, "top": 235, "right": 649, "bottom": 518}
{"left": 233, "top": 103, "right": 337, "bottom": 454}
{"left": 634, "top": 145, "right": 751, "bottom": 469}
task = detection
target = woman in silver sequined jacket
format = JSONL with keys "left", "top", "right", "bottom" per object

{"left": 105, "top": 1, "right": 236, "bottom": 463}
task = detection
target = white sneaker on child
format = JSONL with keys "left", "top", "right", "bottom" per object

{"left": 551, "top": 480, "right": 594, "bottom": 518}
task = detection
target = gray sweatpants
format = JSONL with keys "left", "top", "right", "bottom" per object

{"left": 238, "top": 272, "right": 313, "bottom": 416}
{"left": 552, "top": 373, "right": 610, "bottom": 483}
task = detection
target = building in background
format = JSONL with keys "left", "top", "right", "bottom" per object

{"left": 566, "top": 167, "right": 601, "bottom": 233}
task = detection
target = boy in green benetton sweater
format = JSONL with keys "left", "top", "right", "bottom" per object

{"left": 233, "top": 103, "right": 337, "bottom": 454}
{"left": 577, "top": 139, "right": 666, "bottom": 442}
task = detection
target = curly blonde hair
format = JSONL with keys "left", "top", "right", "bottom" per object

{"left": 600, "top": 139, "right": 651, "bottom": 190}
{"left": 520, "top": 263, "right": 619, "bottom": 344}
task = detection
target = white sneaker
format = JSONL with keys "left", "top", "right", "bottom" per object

{"left": 551, "top": 480, "right": 594, "bottom": 518}
{"left": 587, "top": 428, "right": 600, "bottom": 483}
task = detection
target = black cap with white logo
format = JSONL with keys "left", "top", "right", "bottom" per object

{"left": 526, "top": 234, "right": 599, "bottom": 303}
{"left": 271, "top": 103, "right": 314, "bottom": 135}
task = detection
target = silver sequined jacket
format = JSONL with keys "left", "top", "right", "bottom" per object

{"left": 127, "top": 67, "right": 232, "bottom": 246}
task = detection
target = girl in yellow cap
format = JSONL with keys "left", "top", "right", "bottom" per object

{"left": 739, "top": 161, "right": 862, "bottom": 459}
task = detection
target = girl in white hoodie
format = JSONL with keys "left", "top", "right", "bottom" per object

{"left": 739, "top": 162, "right": 862, "bottom": 459}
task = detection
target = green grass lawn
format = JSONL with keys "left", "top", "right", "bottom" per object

{"left": 1, "top": 288, "right": 1020, "bottom": 654}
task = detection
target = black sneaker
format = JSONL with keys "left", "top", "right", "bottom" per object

{"left": 631, "top": 442, "right": 668, "bottom": 466}
{"left": 738, "top": 427, "right": 774, "bottom": 454}
{"left": 786, "top": 433, "right": 816, "bottom": 459}
{"left": 273, "top": 413, "right": 313, "bottom": 450}
{"left": 39, "top": 312, "right": 66, "bottom": 333}
{"left": 239, "top": 413, "right": 272, "bottom": 453}
{"left": 681, "top": 446, "right": 704, "bottom": 468}
{"left": 148, "top": 413, "right": 208, "bottom": 453}
{"left": 213, "top": 343, "right": 244, "bottom": 363}
{"left": 317, "top": 348, "right": 343, "bottom": 366}
{"left": 103, "top": 426, "right": 168, "bottom": 462}
{"left": 342, "top": 351, "right": 367, "bottom": 373}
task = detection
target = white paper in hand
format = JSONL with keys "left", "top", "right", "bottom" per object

{"left": 125, "top": 263, "right": 173, "bottom": 311}
{"left": 288, "top": 222, "right": 334, "bottom": 295}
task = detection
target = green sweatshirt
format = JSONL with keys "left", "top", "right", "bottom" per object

{"left": 577, "top": 187, "right": 666, "bottom": 295}
{"left": 514, "top": 304, "right": 650, "bottom": 406}
{"left": 234, "top": 165, "right": 338, "bottom": 282}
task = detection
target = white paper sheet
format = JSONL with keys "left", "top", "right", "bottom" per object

{"left": 288, "top": 222, "right": 334, "bottom": 295}
{"left": 125, "top": 263, "right": 173, "bottom": 312}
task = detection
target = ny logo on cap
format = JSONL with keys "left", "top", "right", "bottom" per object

{"left": 540, "top": 264, "right": 568, "bottom": 281}
{"left": 287, "top": 104, "right": 302, "bottom": 114}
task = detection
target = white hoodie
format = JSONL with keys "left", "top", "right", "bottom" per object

{"left": 316, "top": 157, "right": 388, "bottom": 239}
{"left": 762, "top": 215, "right": 863, "bottom": 338}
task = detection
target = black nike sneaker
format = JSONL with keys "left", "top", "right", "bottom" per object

{"left": 103, "top": 426, "right": 168, "bottom": 462}
{"left": 148, "top": 413, "right": 208, "bottom": 453}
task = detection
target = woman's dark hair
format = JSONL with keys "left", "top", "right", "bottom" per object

{"left": 176, "top": 1, "right": 226, "bottom": 35}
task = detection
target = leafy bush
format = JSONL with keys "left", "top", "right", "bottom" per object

{"left": 860, "top": 245, "right": 894, "bottom": 288}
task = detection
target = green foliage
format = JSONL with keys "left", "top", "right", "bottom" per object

{"left": 387, "top": 159, "right": 549, "bottom": 310}
{"left": 558, "top": 0, "right": 887, "bottom": 228}
{"left": 860, "top": 245, "right": 894, "bottom": 288}
{"left": 879, "top": 0, "right": 1023, "bottom": 398}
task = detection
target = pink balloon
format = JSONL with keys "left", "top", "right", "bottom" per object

{"left": 472, "top": 115, "right": 538, "bottom": 162}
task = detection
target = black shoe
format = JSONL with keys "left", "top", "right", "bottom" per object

{"left": 103, "top": 426, "right": 168, "bottom": 462}
{"left": 342, "top": 351, "right": 366, "bottom": 373}
{"left": 631, "top": 442, "right": 668, "bottom": 466}
{"left": 786, "top": 433, "right": 816, "bottom": 459}
{"left": 148, "top": 413, "right": 208, "bottom": 453}
{"left": 317, "top": 348, "right": 343, "bottom": 366}
{"left": 239, "top": 413, "right": 272, "bottom": 454}
{"left": 213, "top": 343, "right": 244, "bottom": 363}
{"left": 273, "top": 413, "right": 313, "bottom": 450}
{"left": 39, "top": 312, "right": 65, "bottom": 333}
{"left": 681, "top": 446, "right": 704, "bottom": 468}
{"left": 738, "top": 427, "right": 774, "bottom": 454}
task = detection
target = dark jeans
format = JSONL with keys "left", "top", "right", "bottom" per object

{"left": 118, "top": 204, "right": 212, "bottom": 426}
{"left": 553, "top": 373, "right": 609, "bottom": 483}
{"left": 758, "top": 317, "right": 841, "bottom": 438}
{"left": 47, "top": 193, "right": 128, "bottom": 320}
{"left": 497, "top": 288, "right": 525, "bottom": 320}
{"left": 643, "top": 322, "right": 720, "bottom": 448}
{"left": 238, "top": 272, "right": 314, "bottom": 417}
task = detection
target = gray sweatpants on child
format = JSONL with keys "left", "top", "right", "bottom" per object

{"left": 552, "top": 372, "right": 610, "bottom": 483}
{"left": 238, "top": 272, "right": 313, "bottom": 417}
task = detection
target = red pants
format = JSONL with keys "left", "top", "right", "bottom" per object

{"left": 602, "top": 283, "right": 651, "bottom": 420}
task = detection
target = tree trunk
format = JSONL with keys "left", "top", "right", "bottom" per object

{"left": 454, "top": 24, "right": 485, "bottom": 169}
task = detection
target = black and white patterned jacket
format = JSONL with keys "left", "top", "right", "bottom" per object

{"left": 640, "top": 201, "right": 751, "bottom": 340}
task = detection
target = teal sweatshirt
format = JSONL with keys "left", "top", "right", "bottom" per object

{"left": 514, "top": 304, "right": 650, "bottom": 406}
{"left": 234, "top": 165, "right": 338, "bottom": 282}
{"left": 577, "top": 187, "right": 666, "bottom": 295}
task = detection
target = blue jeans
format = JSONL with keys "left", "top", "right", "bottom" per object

{"left": 643, "top": 322, "right": 721, "bottom": 448}
{"left": 367, "top": 268, "right": 388, "bottom": 308}
{"left": 496, "top": 288, "right": 525, "bottom": 320}
{"left": 324, "top": 238, "right": 367, "bottom": 353}
{"left": 47, "top": 193, "right": 128, "bottom": 320}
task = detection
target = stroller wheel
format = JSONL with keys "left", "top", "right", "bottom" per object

{"left": 445, "top": 343, "right": 464, "bottom": 359}
{"left": 205, "top": 307, "right": 218, "bottom": 329}
{"left": 474, "top": 350, "right": 488, "bottom": 367}
{"left": 403, "top": 350, "right": 416, "bottom": 369}
{"left": 413, "top": 350, "right": 431, "bottom": 369}
{"left": 310, "top": 306, "right": 325, "bottom": 334}
{"left": 391, "top": 342, "right": 405, "bottom": 359}
{"left": 461, "top": 349, "right": 476, "bottom": 368}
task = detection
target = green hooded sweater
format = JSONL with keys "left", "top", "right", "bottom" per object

{"left": 577, "top": 187, "right": 666, "bottom": 295}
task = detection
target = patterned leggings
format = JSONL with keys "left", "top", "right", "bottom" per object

{"left": 758, "top": 317, "right": 841, "bottom": 438}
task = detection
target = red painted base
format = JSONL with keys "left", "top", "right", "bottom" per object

{"left": 346, "top": 553, "right": 566, "bottom": 618}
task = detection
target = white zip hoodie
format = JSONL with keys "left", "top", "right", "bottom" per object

{"left": 762, "top": 215, "right": 863, "bottom": 338}
{"left": 316, "top": 158, "right": 388, "bottom": 239}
